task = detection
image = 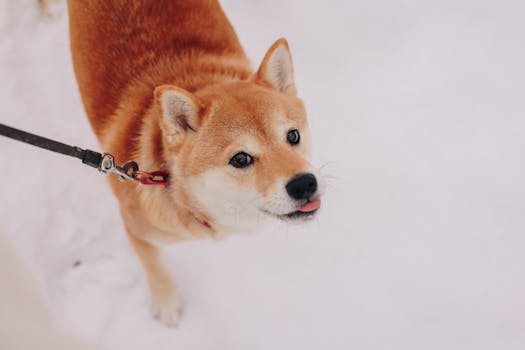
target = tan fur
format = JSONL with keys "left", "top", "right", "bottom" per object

{"left": 68, "top": 0, "right": 320, "bottom": 326}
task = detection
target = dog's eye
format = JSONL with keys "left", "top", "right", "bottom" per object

{"left": 229, "top": 152, "right": 254, "bottom": 168}
{"left": 287, "top": 129, "right": 300, "bottom": 145}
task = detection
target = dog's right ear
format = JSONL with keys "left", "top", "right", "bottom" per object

{"left": 256, "top": 38, "right": 296, "bottom": 95}
{"left": 154, "top": 85, "right": 201, "bottom": 137}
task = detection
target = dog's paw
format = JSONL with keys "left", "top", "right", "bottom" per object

{"left": 150, "top": 293, "right": 183, "bottom": 327}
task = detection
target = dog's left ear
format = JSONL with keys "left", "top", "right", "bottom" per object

{"left": 154, "top": 85, "right": 201, "bottom": 139}
{"left": 256, "top": 38, "right": 296, "bottom": 95}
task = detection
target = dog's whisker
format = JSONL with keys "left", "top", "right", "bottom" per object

{"left": 317, "top": 161, "right": 338, "bottom": 172}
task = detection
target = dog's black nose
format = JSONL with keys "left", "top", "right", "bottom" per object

{"left": 286, "top": 173, "right": 318, "bottom": 200}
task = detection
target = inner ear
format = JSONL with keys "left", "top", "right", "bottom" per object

{"left": 154, "top": 85, "right": 201, "bottom": 134}
{"left": 256, "top": 38, "right": 296, "bottom": 94}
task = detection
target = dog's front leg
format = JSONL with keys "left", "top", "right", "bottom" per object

{"left": 126, "top": 230, "right": 182, "bottom": 327}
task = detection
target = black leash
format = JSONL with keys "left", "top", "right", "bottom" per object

{"left": 0, "top": 123, "right": 103, "bottom": 168}
{"left": 0, "top": 123, "right": 169, "bottom": 185}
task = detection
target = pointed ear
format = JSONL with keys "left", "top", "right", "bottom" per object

{"left": 256, "top": 38, "right": 296, "bottom": 94}
{"left": 154, "top": 85, "right": 201, "bottom": 135}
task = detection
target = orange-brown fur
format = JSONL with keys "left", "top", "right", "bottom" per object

{"left": 68, "top": 0, "right": 316, "bottom": 326}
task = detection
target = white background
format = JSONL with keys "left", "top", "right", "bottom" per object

{"left": 1, "top": 0, "right": 525, "bottom": 349}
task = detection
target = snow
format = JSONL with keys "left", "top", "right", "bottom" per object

{"left": 1, "top": 0, "right": 525, "bottom": 349}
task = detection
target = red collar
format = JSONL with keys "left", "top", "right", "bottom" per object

{"left": 136, "top": 170, "right": 170, "bottom": 186}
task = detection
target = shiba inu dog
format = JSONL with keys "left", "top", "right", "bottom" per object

{"left": 67, "top": 0, "right": 324, "bottom": 326}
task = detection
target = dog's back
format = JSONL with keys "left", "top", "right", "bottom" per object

{"left": 67, "top": 0, "right": 249, "bottom": 139}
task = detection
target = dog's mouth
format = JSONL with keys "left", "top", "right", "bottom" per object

{"left": 264, "top": 198, "right": 321, "bottom": 221}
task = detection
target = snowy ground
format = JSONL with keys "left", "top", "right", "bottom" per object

{"left": 1, "top": 0, "right": 525, "bottom": 349}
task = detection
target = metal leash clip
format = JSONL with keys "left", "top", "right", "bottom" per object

{"left": 98, "top": 153, "right": 138, "bottom": 181}
{"left": 98, "top": 153, "right": 169, "bottom": 186}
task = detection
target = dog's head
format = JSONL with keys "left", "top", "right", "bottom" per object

{"left": 154, "top": 39, "right": 324, "bottom": 233}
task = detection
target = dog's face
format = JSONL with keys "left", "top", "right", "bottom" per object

{"left": 155, "top": 39, "right": 323, "bottom": 233}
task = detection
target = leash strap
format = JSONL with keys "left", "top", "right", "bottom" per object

{"left": 0, "top": 123, "right": 103, "bottom": 168}
{"left": 0, "top": 123, "right": 169, "bottom": 185}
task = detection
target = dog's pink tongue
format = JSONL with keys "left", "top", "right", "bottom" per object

{"left": 299, "top": 199, "right": 321, "bottom": 213}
